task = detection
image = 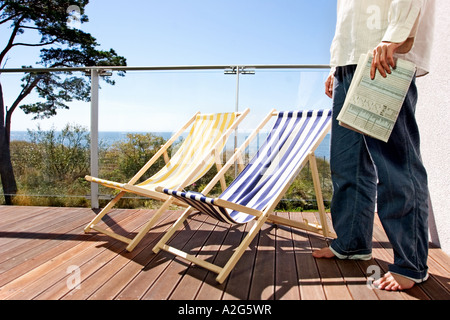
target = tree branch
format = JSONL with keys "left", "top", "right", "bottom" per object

{"left": 0, "top": 16, "right": 25, "bottom": 65}
{"left": 15, "top": 25, "right": 39, "bottom": 30}
{"left": 1, "top": 56, "right": 10, "bottom": 68}
{"left": 0, "top": 12, "right": 21, "bottom": 25}
{"left": 0, "top": 2, "right": 8, "bottom": 13}
{"left": 12, "top": 39, "right": 58, "bottom": 47}
{"left": 0, "top": 81, "right": 5, "bottom": 129}
{"left": 5, "top": 75, "right": 41, "bottom": 143}
{"left": 9, "top": 76, "right": 41, "bottom": 113}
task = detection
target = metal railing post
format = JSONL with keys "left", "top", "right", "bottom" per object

{"left": 225, "top": 66, "right": 255, "bottom": 177}
{"left": 234, "top": 66, "right": 241, "bottom": 177}
{"left": 90, "top": 69, "right": 99, "bottom": 209}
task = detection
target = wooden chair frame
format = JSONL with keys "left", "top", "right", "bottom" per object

{"left": 84, "top": 108, "right": 250, "bottom": 252}
{"left": 153, "top": 109, "right": 336, "bottom": 284}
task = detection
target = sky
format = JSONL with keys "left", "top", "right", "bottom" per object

{"left": 1, "top": 0, "right": 337, "bottom": 133}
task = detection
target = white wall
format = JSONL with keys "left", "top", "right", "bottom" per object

{"left": 416, "top": 0, "right": 450, "bottom": 254}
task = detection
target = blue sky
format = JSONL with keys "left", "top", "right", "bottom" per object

{"left": 2, "top": 0, "right": 337, "bottom": 133}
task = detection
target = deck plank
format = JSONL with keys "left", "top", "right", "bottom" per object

{"left": 197, "top": 222, "right": 251, "bottom": 300}
{"left": 290, "top": 212, "right": 326, "bottom": 300}
{"left": 141, "top": 213, "right": 212, "bottom": 300}
{"left": 248, "top": 222, "right": 276, "bottom": 300}
{"left": 3, "top": 209, "right": 142, "bottom": 300}
{"left": 302, "top": 212, "right": 353, "bottom": 300}
{"left": 0, "top": 208, "right": 92, "bottom": 276}
{"left": 0, "top": 206, "right": 448, "bottom": 301}
{"left": 64, "top": 210, "right": 176, "bottom": 300}
{"left": 274, "top": 212, "right": 301, "bottom": 300}
{"left": 169, "top": 218, "right": 228, "bottom": 300}
{"left": 44, "top": 210, "right": 173, "bottom": 300}
{"left": 85, "top": 210, "right": 179, "bottom": 300}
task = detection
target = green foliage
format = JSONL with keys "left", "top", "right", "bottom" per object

{"left": 1, "top": 0, "right": 127, "bottom": 119}
{"left": 27, "top": 124, "right": 91, "bottom": 180}
{"left": 9, "top": 128, "right": 178, "bottom": 207}
{"left": 9, "top": 125, "right": 333, "bottom": 210}
{"left": 101, "top": 133, "right": 168, "bottom": 183}
{"left": 11, "top": 123, "right": 91, "bottom": 206}
{"left": 277, "top": 158, "right": 332, "bottom": 212}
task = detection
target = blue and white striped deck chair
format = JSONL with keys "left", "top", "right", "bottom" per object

{"left": 154, "top": 109, "right": 335, "bottom": 284}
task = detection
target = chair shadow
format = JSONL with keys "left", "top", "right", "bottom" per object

{"left": 126, "top": 221, "right": 449, "bottom": 300}
{"left": 5, "top": 208, "right": 446, "bottom": 300}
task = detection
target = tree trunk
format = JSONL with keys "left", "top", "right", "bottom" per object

{"left": 0, "top": 128, "right": 17, "bottom": 205}
{"left": 0, "top": 82, "right": 17, "bottom": 205}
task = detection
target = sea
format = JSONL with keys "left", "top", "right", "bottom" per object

{"left": 11, "top": 131, "right": 331, "bottom": 160}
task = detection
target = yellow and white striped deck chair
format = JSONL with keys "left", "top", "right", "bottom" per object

{"left": 85, "top": 109, "right": 249, "bottom": 252}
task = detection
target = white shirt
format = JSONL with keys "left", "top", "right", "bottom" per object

{"left": 330, "top": 0, "right": 435, "bottom": 76}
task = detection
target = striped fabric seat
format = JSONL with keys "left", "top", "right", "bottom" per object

{"left": 139, "top": 112, "right": 239, "bottom": 189}
{"left": 90, "top": 112, "right": 238, "bottom": 192}
{"left": 163, "top": 109, "right": 332, "bottom": 225}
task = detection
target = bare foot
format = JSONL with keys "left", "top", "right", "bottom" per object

{"left": 312, "top": 247, "right": 335, "bottom": 259}
{"left": 373, "top": 272, "right": 415, "bottom": 291}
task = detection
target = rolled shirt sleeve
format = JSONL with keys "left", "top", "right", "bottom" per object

{"left": 330, "top": 0, "right": 433, "bottom": 75}
{"left": 382, "top": 0, "right": 424, "bottom": 43}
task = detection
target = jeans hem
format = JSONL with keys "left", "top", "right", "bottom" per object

{"left": 388, "top": 265, "right": 429, "bottom": 283}
{"left": 329, "top": 244, "right": 373, "bottom": 261}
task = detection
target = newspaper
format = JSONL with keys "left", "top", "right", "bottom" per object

{"left": 337, "top": 52, "right": 416, "bottom": 142}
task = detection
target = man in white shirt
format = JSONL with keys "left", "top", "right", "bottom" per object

{"left": 313, "top": 0, "right": 434, "bottom": 291}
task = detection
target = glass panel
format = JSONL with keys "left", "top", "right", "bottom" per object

{"left": 5, "top": 67, "right": 332, "bottom": 208}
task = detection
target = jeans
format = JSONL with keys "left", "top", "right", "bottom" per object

{"left": 329, "top": 65, "right": 429, "bottom": 282}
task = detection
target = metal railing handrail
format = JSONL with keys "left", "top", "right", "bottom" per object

{"left": 0, "top": 64, "right": 330, "bottom": 74}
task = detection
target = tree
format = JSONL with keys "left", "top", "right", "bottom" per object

{"left": 0, "top": 0, "right": 127, "bottom": 204}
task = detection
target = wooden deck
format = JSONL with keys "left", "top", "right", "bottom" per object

{"left": 0, "top": 205, "right": 449, "bottom": 301}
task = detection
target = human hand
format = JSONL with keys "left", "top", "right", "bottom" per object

{"left": 370, "top": 41, "right": 404, "bottom": 80}
{"left": 325, "top": 72, "right": 334, "bottom": 98}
